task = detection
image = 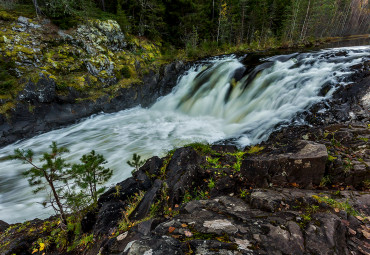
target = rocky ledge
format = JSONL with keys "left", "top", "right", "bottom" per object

{"left": 0, "top": 11, "right": 187, "bottom": 147}
{"left": 0, "top": 120, "right": 369, "bottom": 254}
{"left": 0, "top": 59, "right": 186, "bottom": 147}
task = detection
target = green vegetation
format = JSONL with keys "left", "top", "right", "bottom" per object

{"left": 312, "top": 194, "right": 361, "bottom": 217}
{"left": 127, "top": 153, "right": 145, "bottom": 173}
{"left": 0, "top": 57, "right": 16, "bottom": 95}
{"left": 185, "top": 142, "right": 217, "bottom": 155}
{"left": 9, "top": 142, "right": 112, "bottom": 226}
{"left": 69, "top": 150, "right": 113, "bottom": 205}
{"left": 319, "top": 175, "right": 331, "bottom": 187}
{"left": 118, "top": 190, "right": 146, "bottom": 233}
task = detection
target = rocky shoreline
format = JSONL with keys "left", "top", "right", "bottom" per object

{"left": 0, "top": 59, "right": 369, "bottom": 254}
{"left": 0, "top": 60, "right": 186, "bottom": 147}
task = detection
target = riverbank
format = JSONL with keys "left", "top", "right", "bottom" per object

{"left": 0, "top": 53, "right": 368, "bottom": 255}
{"left": 1, "top": 7, "right": 369, "bottom": 148}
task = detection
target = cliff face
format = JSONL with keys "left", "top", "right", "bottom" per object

{"left": 0, "top": 10, "right": 186, "bottom": 147}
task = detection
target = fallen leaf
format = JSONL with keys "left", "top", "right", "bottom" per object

{"left": 334, "top": 208, "right": 340, "bottom": 213}
{"left": 291, "top": 183, "right": 299, "bottom": 187}
{"left": 181, "top": 223, "right": 188, "bottom": 228}
{"left": 175, "top": 204, "right": 179, "bottom": 208}
{"left": 168, "top": 227, "right": 175, "bottom": 233}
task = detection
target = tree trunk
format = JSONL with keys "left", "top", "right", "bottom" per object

{"left": 101, "top": 0, "right": 106, "bottom": 11}
{"left": 46, "top": 173, "right": 68, "bottom": 226}
{"left": 32, "top": 0, "right": 41, "bottom": 17}
{"left": 241, "top": 4, "right": 245, "bottom": 43}
{"left": 300, "top": 0, "right": 311, "bottom": 41}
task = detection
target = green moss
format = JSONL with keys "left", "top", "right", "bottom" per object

{"left": 185, "top": 142, "right": 216, "bottom": 155}
{"left": 246, "top": 146, "right": 265, "bottom": 154}
{"left": 312, "top": 195, "right": 361, "bottom": 217}
{"left": 0, "top": 10, "right": 17, "bottom": 21}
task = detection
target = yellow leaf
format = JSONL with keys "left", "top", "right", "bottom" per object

{"left": 39, "top": 242, "right": 45, "bottom": 251}
{"left": 32, "top": 249, "right": 38, "bottom": 254}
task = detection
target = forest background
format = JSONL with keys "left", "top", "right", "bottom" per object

{"left": 1, "top": 0, "right": 369, "bottom": 57}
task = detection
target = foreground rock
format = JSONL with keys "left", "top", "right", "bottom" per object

{"left": 1, "top": 138, "right": 368, "bottom": 255}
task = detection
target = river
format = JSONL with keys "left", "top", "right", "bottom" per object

{"left": 0, "top": 45, "right": 369, "bottom": 223}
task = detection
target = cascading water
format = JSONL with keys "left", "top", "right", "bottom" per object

{"left": 0, "top": 46, "right": 369, "bottom": 223}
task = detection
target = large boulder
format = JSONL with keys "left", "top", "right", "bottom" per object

{"left": 241, "top": 140, "right": 328, "bottom": 188}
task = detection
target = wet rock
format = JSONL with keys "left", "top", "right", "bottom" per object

{"left": 0, "top": 220, "right": 9, "bottom": 233}
{"left": 241, "top": 140, "right": 328, "bottom": 188}
{"left": 0, "top": 61, "right": 186, "bottom": 147}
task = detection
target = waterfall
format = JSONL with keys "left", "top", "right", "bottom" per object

{"left": 0, "top": 46, "right": 369, "bottom": 223}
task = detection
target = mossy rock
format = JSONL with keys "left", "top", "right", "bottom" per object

{"left": 0, "top": 10, "right": 17, "bottom": 21}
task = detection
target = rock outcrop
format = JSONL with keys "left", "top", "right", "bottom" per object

{"left": 0, "top": 12, "right": 186, "bottom": 147}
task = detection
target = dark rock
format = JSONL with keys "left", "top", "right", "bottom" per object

{"left": 0, "top": 220, "right": 9, "bottom": 233}
{"left": 261, "top": 221, "right": 304, "bottom": 255}
{"left": 0, "top": 61, "right": 186, "bottom": 148}
{"left": 305, "top": 213, "right": 347, "bottom": 255}
{"left": 138, "top": 156, "right": 163, "bottom": 180}
{"left": 211, "top": 145, "right": 238, "bottom": 154}
{"left": 98, "top": 177, "right": 143, "bottom": 206}
{"left": 81, "top": 209, "right": 98, "bottom": 233}
{"left": 131, "top": 179, "right": 163, "bottom": 221}
{"left": 165, "top": 147, "right": 206, "bottom": 206}
{"left": 241, "top": 140, "right": 328, "bottom": 188}
{"left": 94, "top": 201, "right": 126, "bottom": 236}
{"left": 132, "top": 170, "right": 152, "bottom": 190}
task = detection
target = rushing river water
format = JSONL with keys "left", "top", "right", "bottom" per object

{"left": 0, "top": 46, "right": 369, "bottom": 223}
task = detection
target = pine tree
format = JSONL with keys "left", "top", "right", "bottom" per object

{"left": 10, "top": 142, "right": 70, "bottom": 226}
{"left": 69, "top": 150, "right": 112, "bottom": 205}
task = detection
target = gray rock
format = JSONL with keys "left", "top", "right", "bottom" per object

{"left": 305, "top": 213, "right": 348, "bottom": 255}
{"left": 17, "top": 16, "right": 29, "bottom": 25}
{"left": 18, "top": 75, "right": 56, "bottom": 103}
{"left": 241, "top": 140, "right": 328, "bottom": 188}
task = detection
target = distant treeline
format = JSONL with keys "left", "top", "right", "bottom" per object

{"left": 3, "top": 0, "right": 370, "bottom": 47}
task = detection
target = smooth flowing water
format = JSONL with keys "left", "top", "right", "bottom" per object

{"left": 0, "top": 46, "right": 369, "bottom": 223}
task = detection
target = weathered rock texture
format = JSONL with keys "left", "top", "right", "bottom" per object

{"left": 0, "top": 13, "right": 187, "bottom": 147}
